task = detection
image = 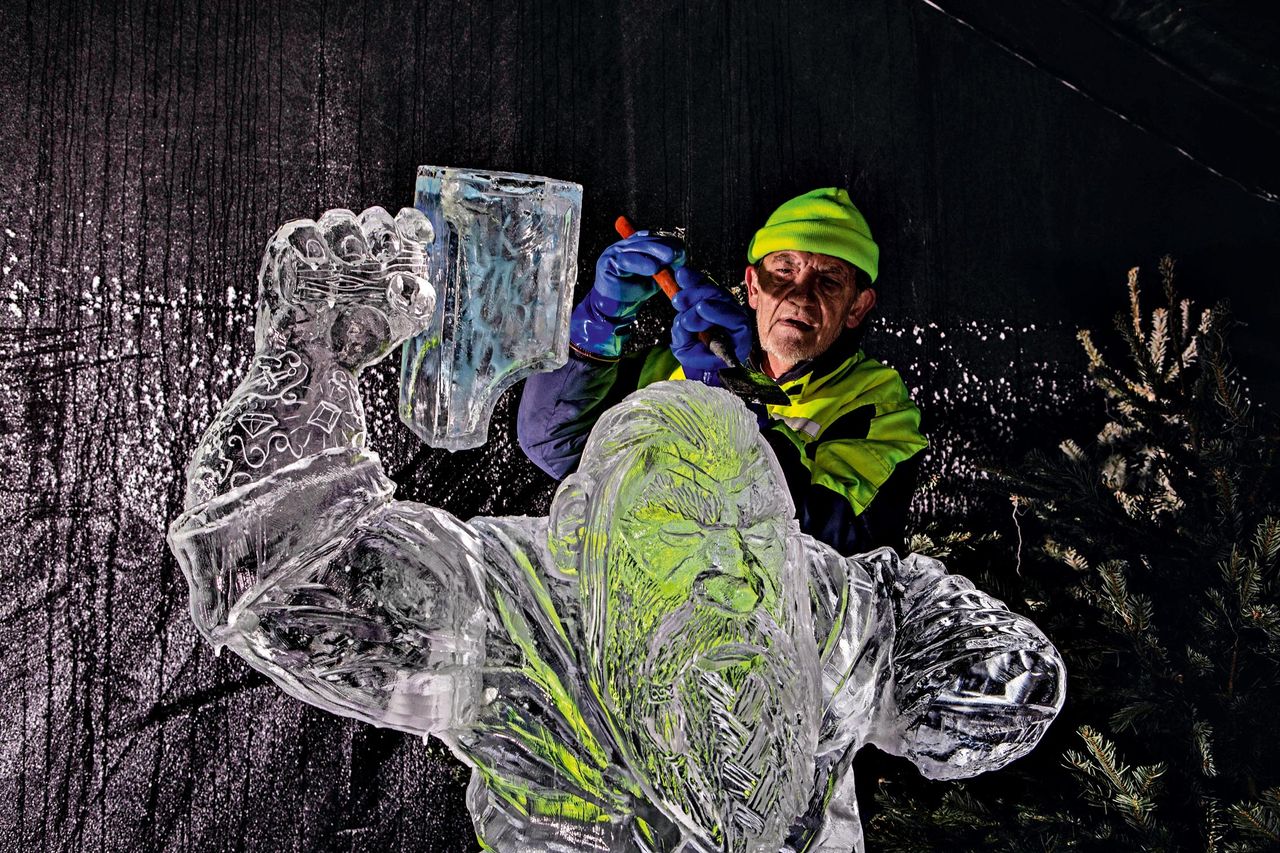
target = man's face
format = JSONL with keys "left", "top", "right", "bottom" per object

{"left": 745, "top": 250, "right": 875, "bottom": 377}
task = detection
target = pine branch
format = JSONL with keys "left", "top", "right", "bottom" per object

{"left": 1068, "top": 726, "right": 1166, "bottom": 832}
{"left": 1204, "top": 797, "right": 1227, "bottom": 853}
{"left": 1109, "top": 700, "right": 1158, "bottom": 733}
{"left": 1193, "top": 720, "right": 1217, "bottom": 778}
{"left": 1149, "top": 308, "right": 1169, "bottom": 375}
{"left": 1254, "top": 517, "right": 1280, "bottom": 568}
{"left": 1227, "top": 788, "right": 1280, "bottom": 846}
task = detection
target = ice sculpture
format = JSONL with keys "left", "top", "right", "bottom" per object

{"left": 169, "top": 209, "right": 1066, "bottom": 853}
{"left": 399, "top": 166, "right": 582, "bottom": 451}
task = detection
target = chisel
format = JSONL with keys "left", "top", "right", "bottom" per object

{"left": 614, "top": 216, "right": 791, "bottom": 406}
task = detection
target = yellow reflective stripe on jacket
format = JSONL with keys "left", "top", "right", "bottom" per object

{"left": 655, "top": 348, "right": 927, "bottom": 515}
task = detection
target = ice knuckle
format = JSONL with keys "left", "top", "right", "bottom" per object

{"left": 358, "top": 207, "right": 400, "bottom": 262}
{"left": 394, "top": 206, "right": 434, "bottom": 246}
{"left": 318, "top": 209, "right": 368, "bottom": 263}
{"left": 278, "top": 219, "right": 329, "bottom": 265}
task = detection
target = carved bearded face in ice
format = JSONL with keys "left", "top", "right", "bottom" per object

{"left": 551, "top": 382, "right": 820, "bottom": 852}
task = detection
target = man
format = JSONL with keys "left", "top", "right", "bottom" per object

{"left": 519, "top": 188, "right": 927, "bottom": 556}
{"left": 170, "top": 207, "right": 1064, "bottom": 853}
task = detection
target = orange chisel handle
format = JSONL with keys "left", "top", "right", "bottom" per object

{"left": 614, "top": 216, "right": 681, "bottom": 300}
{"left": 614, "top": 213, "right": 737, "bottom": 366}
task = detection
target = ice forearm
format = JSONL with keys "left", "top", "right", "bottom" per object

{"left": 875, "top": 554, "right": 1066, "bottom": 779}
{"left": 183, "top": 342, "right": 367, "bottom": 509}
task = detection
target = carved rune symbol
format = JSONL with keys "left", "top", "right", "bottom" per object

{"left": 237, "top": 412, "right": 279, "bottom": 438}
{"left": 258, "top": 351, "right": 304, "bottom": 397}
{"left": 307, "top": 401, "right": 343, "bottom": 434}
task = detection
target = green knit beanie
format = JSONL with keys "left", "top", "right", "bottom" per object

{"left": 746, "top": 188, "right": 879, "bottom": 283}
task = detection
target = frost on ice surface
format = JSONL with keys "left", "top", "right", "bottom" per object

{"left": 170, "top": 211, "right": 1064, "bottom": 852}
{"left": 399, "top": 166, "right": 582, "bottom": 451}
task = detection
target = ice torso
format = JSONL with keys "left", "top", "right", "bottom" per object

{"left": 457, "top": 516, "right": 891, "bottom": 853}
{"left": 171, "top": 449, "right": 1062, "bottom": 853}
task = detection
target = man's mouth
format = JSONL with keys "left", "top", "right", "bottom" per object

{"left": 776, "top": 317, "right": 816, "bottom": 333}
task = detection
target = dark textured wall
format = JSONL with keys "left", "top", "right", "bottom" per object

{"left": 1, "top": 1, "right": 1276, "bottom": 851}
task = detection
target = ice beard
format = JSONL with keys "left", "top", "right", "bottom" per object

{"left": 604, "top": 582, "right": 818, "bottom": 852}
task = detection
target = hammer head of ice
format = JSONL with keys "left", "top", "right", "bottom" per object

{"left": 399, "top": 166, "right": 583, "bottom": 452}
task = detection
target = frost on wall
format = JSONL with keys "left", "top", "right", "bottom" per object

{"left": 168, "top": 209, "right": 1065, "bottom": 852}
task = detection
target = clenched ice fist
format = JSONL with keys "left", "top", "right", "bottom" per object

{"left": 256, "top": 206, "right": 436, "bottom": 371}
{"left": 179, "top": 205, "right": 437, "bottom": 508}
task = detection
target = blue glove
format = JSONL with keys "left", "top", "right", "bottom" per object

{"left": 570, "top": 232, "right": 684, "bottom": 358}
{"left": 670, "top": 266, "right": 754, "bottom": 385}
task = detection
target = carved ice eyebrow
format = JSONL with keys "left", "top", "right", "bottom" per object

{"left": 650, "top": 459, "right": 729, "bottom": 523}
{"left": 664, "top": 473, "right": 720, "bottom": 522}
{"left": 673, "top": 469, "right": 774, "bottom": 529}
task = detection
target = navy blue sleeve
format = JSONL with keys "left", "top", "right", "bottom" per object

{"left": 516, "top": 350, "right": 622, "bottom": 479}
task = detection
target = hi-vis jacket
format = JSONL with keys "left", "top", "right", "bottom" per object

{"left": 518, "top": 335, "right": 928, "bottom": 555}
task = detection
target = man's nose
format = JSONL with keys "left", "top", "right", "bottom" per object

{"left": 784, "top": 270, "right": 820, "bottom": 301}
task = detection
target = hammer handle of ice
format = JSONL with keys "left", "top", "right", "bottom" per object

{"left": 613, "top": 216, "right": 681, "bottom": 300}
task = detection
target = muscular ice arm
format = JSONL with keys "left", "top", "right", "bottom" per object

{"left": 869, "top": 551, "right": 1066, "bottom": 779}
{"left": 168, "top": 207, "right": 489, "bottom": 736}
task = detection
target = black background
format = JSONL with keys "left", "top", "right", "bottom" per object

{"left": 2, "top": 1, "right": 1277, "bottom": 851}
